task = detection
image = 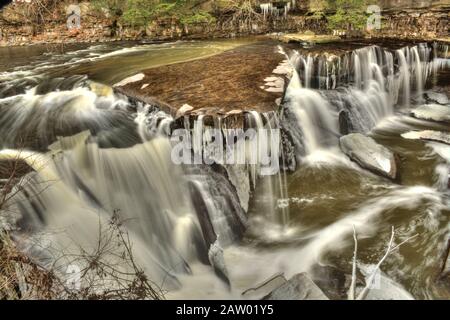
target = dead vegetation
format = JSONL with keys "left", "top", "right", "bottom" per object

{"left": 0, "top": 153, "right": 164, "bottom": 300}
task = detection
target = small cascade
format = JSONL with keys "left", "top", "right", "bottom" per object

{"left": 284, "top": 89, "right": 339, "bottom": 155}
{"left": 396, "top": 48, "right": 411, "bottom": 106}
{"left": 0, "top": 80, "right": 140, "bottom": 150}
{"left": 411, "top": 46, "right": 424, "bottom": 103}
{"left": 282, "top": 43, "right": 444, "bottom": 161}
{"left": 290, "top": 43, "right": 436, "bottom": 101}
{"left": 176, "top": 110, "right": 289, "bottom": 226}
{"left": 134, "top": 103, "right": 173, "bottom": 141}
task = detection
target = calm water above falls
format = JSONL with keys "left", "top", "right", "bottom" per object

{"left": 0, "top": 38, "right": 449, "bottom": 299}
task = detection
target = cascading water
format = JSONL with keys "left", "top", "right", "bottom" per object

{"left": 1, "top": 133, "right": 208, "bottom": 288}
{"left": 0, "top": 39, "right": 449, "bottom": 300}
{"left": 282, "top": 43, "right": 441, "bottom": 160}
{"left": 0, "top": 80, "right": 140, "bottom": 150}
{"left": 397, "top": 48, "right": 411, "bottom": 106}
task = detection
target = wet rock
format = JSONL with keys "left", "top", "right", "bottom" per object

{"left": 242, "top": 273, "right": 288, "bottom": 299}
{"left": 339, "top": 109, "right": 356, "bottom": 135}
{"left": 208, "top": 240, "right": 230, "bottom": 287}
{"left": 411, "top": 104, "right": 450, "bottom": 123}
{"left": 273, "top": 33, "right": 341, "bottom": 44}
{"left": 340, "top": 133, "right": 398, "bottom": 179}
{"left": 263, "top": 273, "right": 329, "bottom": 300}
{"left": 176, "top": 104, "right": 194, "bottom": 118}
{"left": 357, "top": 265, "right": 415, "bottom": 300}
{"left": 310, "top": 265, "right": 348, "bottom": 300}
{"left": 113, "top": 73, "right": 145, "bottom": 87}
{"left": 425, "top": 92, "right": 449, "bottom": 105}
{"left": 439, "top": 238, "right": 450, "bottom": 279}
{"left": 401, "top": 130, "right": 450, "bottom": 145}
{"left": 118, "top": 42, "right": 287, "bottom": 117}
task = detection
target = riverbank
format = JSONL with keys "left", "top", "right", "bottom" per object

{"left": 0, "top": 1, "right": 448, "bottom": 47}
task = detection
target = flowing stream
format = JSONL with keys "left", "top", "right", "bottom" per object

{"left": 0, "top": 38, "right": 449, "bottom": 299}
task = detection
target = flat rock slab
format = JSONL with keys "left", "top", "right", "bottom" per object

{"left": 425, "top": 92, "right": 449, "bottom": 105}
{"left": 242, "top": 273, "right": 288, "bottom": 299}
{"left": 401, "top": 130, "right": 450, "bottom": 145}
{"left": 340, "top": 133, "right": 398, "bottom": 180}
{"left": 274, "top": 33, "right": 342, "bottom": 44}
{"left": 115, "top": 41, "right": 288, "bottom": 117}
{"left": 263, "top": 273, "right": 329, "bottom": 300}
{"left": 411, "top": 104, "right": 450, "bottom": 123}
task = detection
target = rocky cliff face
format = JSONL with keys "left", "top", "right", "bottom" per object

{"left": 375, "top": 1, "right": 449, "bottom": 39}
{"left": 0, "top": 1, "right": 448, "bottom": 46}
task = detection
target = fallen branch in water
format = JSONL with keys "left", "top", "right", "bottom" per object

{"left": 347, "top": 226, "right": 419, "bottom": 300}
{"left": 348, "top": 225, "right": 358, "bottom": 300}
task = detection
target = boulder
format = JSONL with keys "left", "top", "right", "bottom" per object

{"left": 263, "top": 273, "right": 329, "bottom": 300}
{"left": 425, "top": 92, "right": 449, "bottom": 105}
{"left": 242, "top": 273, "right": 288, "bottom": 299}
{"left": 411, "top": 104, "right": 450, "bottom": 123}
{"left": 208, "top": 240, "right": 230, "bottom": 287}
{"left": 401, "top": 130, "right": 450, "bottom": 145}
{"left": 340, "top": 133, "right": 398, "bottom": 179}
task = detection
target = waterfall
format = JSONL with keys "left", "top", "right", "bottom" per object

{"left": 397, "top": 48, "right": 410, "bottom": 106}
{"left": 1, "top": 134, "right": 208, "bottom": 288}
{"left": 353, "top": 52, "right": 362, "bottom": 89}
{"left": 282, "top": 43, "right": 440, "bottom": 160}
{"left": 284, "top": 88, "right": 339, "bottom": 155}
{"left": 0, "top": 82, "right": 140, "bottom": 150}
{"left": 411, "top": 46, "right": 423, "bottom": 103}
{"left": 304, "top": 55, "right": 313, "bottom": 88}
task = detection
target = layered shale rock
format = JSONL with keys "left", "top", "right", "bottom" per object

{"left": 115, "top": 41, "right": 289, "bottom": 120}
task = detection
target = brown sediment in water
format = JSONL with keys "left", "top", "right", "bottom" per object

{"left": 115, "top": 41, "right": 289, "bottom": 117}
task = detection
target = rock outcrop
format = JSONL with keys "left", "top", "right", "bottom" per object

{"left": 115, "top": 41, "right": 290, "bottom": 121}
{"left": 425, "top": 92, "right": 449, "bottom": 105}
{"left": 401, "top": 130, "right": 450, "bottom": 145}
{"left": 340, "top": 133, "right": 398, "bottom": 180}
{"left": 263, "top": 273, "right": 329, "bottom": 300}
{"left": 411, "top": 104, "right": 450, "bottom": 123}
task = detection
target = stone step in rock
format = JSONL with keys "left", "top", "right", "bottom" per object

{"left": 263, "top": 273, "right": 329, "bottom": 300}
{"left": 340, "top": 133, "right": 398, "bottom": 180}
{"left": 401, "top": 130, "right": 450, "bottom": 145}
{"left": 411, "top": 104, "right": 450, "bottom": 123}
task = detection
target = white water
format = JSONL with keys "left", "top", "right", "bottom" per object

{"left": 2, "top": 133, "right": 208, "bottom": 289}
{"left": 283, "top": 43, "right": 442, "bottom": 159}
{"left": 397, "top": 48, "right": 411, "bottom": 106}
{"left": 0, "top": 40, "right": 449, "bottom": 300}
{"left": 223, "top": 185, "right": 446, "bottom": 294}
{"left": 285, "top": 88, "right": 339, "bottom": 155}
